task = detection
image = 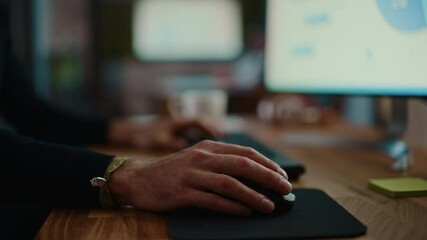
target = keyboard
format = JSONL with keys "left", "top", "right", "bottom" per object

{"left": 219, "top": 133, "right": 305, "bottom": 181}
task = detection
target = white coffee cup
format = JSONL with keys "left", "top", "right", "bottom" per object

{"left": 168, "top": 89, "right": 228, "bottom": 120}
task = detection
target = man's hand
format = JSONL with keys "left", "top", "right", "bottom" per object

{"left": 107, "top": 117, "right": 224, "bottom": 151}
{"left": 108, "top": 140, "right": 292, "bottom": 216}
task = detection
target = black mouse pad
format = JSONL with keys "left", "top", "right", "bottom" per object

{"left": 169, "top": 189, "right": 366, "bottom": 239}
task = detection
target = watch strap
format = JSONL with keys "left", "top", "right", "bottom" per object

{"left": 99, "top": 156, "right": 130, "bottom": 208}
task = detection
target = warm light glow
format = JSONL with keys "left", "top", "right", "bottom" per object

{"left": 133, "top": 0, "right": 243, "bottom": 61}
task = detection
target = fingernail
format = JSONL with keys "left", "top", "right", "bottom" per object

{"left": 261, "top": 198, "right": 275, "bottom": 213}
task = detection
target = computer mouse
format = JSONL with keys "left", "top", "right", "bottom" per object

{"left": 238, "top": 178, "right": 295, "bottom": 215}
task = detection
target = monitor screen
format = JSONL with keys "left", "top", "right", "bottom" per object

{"left": 265, "top": 0, "right": 427, "bottom": 96}
{"left": 132, "top": 0, "right": 243, "bottom": 61}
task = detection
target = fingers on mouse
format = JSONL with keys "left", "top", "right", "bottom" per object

{"left": 237, "top": 178, "right": 295, "bottom": 215}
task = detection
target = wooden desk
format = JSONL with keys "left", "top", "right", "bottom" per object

{"left": 36, "top": 117, "right": 427, "bottom": 240}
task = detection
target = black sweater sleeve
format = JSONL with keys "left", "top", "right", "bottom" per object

{"left": 0, "top": 129, "right": 113, "bottom": 207}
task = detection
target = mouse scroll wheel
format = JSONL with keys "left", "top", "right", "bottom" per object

{"left": 283, "top": 193, "right": 295, "bottom": 202}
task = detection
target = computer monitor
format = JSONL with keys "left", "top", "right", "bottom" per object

{"left": 264, "top": 0, "right": 427, "bottom": 170}
{"left": 132, "top": 0, "right": 243, "bottom": 62}
{"left": 264, "top": 0, "right": 427, "bottom": 96}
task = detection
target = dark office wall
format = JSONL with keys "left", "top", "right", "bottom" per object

{"left": 46, "top": 0, "right": 101, "bottom": 114}
{"left": 8, "top": 0, "right": 32, "bottom": 75}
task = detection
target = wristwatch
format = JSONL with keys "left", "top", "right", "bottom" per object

{"left": 90, "top": 156, "right": 130, "bottom": 208}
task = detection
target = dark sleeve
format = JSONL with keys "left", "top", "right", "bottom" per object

{"left": 0, "top": 129, "right": 113, "bottom": 208}
{"left": 0, "top": 5, "right": 109, "bottom": 146}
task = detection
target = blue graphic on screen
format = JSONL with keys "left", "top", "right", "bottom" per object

{"left": 376, "top": 0, "right": 427, "bottom": 31}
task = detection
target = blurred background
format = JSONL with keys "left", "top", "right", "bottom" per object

{"left": 8, "top": 0, "right": 427, "bottom": 148}
{"left": 9, "top": 0, "right": 340, "bottom": 122}
{"left": 10, "top": 0, "right": 262, "bottom": 114}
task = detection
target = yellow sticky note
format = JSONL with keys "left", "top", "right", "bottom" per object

{"left": 368, "top": 177, "right": 427, "bottom": 198}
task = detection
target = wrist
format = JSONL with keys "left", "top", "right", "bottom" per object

{"left": 107, "top": 157, "right": 138, "bottom": 207}
{"left": 99, "top": 156, "right": 130, "bottom": 208}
